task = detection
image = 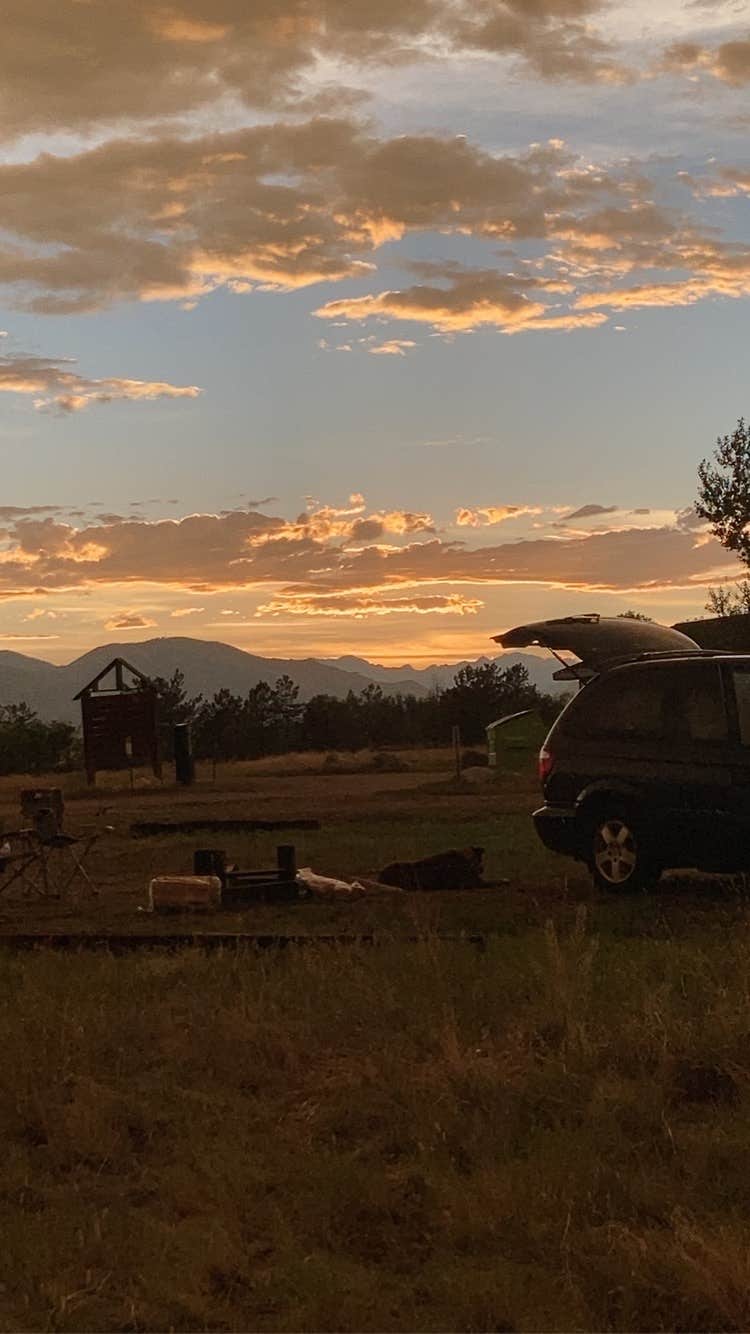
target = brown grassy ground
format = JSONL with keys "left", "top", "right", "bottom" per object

{"left": 4, "top": 923, "right": 750, "bottom": 1332}
{"left": 3, "top": 752, "right": 750, "bottom": 1331}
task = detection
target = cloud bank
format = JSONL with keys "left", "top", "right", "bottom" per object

{"left": 0, "top": 122, "right": 745, "bottom": 339}
{"left": 0, "top": 0, "right": 626, "bottom": 147}
{"left": 0, "top": 499, "right": 736, "bottom": 609}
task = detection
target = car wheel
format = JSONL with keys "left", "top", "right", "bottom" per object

{"left": 588, "top": 806, "right": 660, "bottom": 893}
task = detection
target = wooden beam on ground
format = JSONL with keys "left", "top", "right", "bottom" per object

{"left": 130, "top": 818, "right": 321, "bottom": 837}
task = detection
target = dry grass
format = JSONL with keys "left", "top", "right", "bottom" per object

{"left": 0, "top": 749, "right": 461, "bottom": 800}
{"left": 4, "top": 752, "right": 750, "bottom": 1330}
{"left": 3, "top": 919, "right": 750, "bottom": 1330}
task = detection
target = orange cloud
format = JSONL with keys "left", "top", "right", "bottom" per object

{"left": 576, "top": 273, "right": 750, "bottom": 313}
{"left": 104, "top": 612, "right": 158, "bottom": 630}
{"left": 315, "top": 268, "right": 609, "bottom": 335}
{"left": 661, "top": 37, "right": 750, "bottom": 86}
{"left": 0, "top": 352, "right": 201, "bottom": 412}
{"left": 254, "top": 502, "right": 436, "bottom": 546}
{"left": 254, "top": 593, "right": 484, "bottom": 618}
{"left": 369, "top": 340, "right": 417, "bottom": 356}
{"left": 455, "top": 505, "right": 544, "bottom": 527}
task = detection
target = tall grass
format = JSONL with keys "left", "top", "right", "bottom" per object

{"left": 3, "top": 920, "right": 750, "bottom": 1330}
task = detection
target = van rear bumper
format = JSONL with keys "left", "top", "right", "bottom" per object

{"left": 533, "top": 804, "right": 581, "bottom": 858}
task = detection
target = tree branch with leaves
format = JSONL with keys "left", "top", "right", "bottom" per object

{"left": 696, "top": 417, "right": 750, "bottom": 614}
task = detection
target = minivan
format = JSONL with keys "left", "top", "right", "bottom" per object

{"left": 494, "top": 616, "right": 750, "bottom": 890}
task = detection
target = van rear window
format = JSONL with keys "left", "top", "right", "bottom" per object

{"left": 566, "top": 663, "right": 727, "bottom": 742}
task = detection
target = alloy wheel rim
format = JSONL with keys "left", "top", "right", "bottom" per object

{"left": 594, "top": 818, "right": 637, "bottom": 884}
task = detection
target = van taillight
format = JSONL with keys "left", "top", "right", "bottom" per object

{"left": 538, "top": 744, "right": 554, "bottom": 783}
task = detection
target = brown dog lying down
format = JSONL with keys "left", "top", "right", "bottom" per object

{"left": 378, "top": 847, "right": 484, "bottom": 891}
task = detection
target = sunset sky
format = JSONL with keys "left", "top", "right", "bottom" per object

{"left": 1, "top": 0, "right": 749, "bottom": 664}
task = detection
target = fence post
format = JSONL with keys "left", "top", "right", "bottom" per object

{"left": 451, "top": 725, "right": 461, "bottom": 782}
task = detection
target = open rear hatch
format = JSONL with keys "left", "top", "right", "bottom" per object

{"left": 493, "top": 613, "right": 700, "bottom": 682}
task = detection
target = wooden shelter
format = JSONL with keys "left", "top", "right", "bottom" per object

{"left": 673, "top": 614, "right": 750, "bottom": 652}
{"left": 75, "top": 657, "right": 161, "bottom": 784}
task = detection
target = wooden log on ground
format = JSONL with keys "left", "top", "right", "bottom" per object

{"left": 131, "top": 818, "right": 320, "bottom": 837}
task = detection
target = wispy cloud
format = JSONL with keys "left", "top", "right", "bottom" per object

{"left": 104, "top": 612, "right": 157, "bottom": 630}
{"left": 369, "top": 339, "right": 417, "bottom": 356}
{"left": 0, "top": 352, "right": 202, "bottom": 413}
{"left": 254, "top": 593, "right": 484, "bottom": 619}
{"left": 455, "top": 505, "right": 544, "bottom": 527}
{"left": 315, "top": 266, "right": 608, "bottom": 336}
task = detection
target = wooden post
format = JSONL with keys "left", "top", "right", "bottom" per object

{"left": 277, "top": 845, "right": 297, "bottom": 881}
{"left": 452, "top": 725, "right": 461, "bottom": 781}
{"left": 194, "top": 848, "right": 227, "bottom": 883}
{"left": 174, "top": 723, "right": 194, "bottom": 786}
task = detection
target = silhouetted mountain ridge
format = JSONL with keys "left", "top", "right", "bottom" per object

{"left": 0, "top": 636, "right": 564, "bottom": 723}
{"left": 319, "top": 653, "right": 563, "bottom": 696}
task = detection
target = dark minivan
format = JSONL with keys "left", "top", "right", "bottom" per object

{"left": 494, "top": 617, "right": 750, "bottom": 890}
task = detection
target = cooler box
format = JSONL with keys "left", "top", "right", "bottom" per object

{"left": 148, "top": 874, "right": 222, "bottom": 912}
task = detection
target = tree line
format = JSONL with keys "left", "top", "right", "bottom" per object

{"left": 0, "top": 660, "right": 563, "bottom": 776}
{"left": 0, "top": 703, "right": 79, "bottom": 776}
{"left": 144, "top": 660, "right": 564, "bottom": 762}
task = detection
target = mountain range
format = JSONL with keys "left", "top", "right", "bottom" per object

{"left": 0, "top": 637, "right": 565, "bottom": 723}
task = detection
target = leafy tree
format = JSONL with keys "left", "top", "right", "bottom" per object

{"left": 140, "top": 669, "right": 197, "bottom": 726}
{"left": 696, "top": 418, "right": 750, "bottom": 616}
{"left": 193, "top": 689, "right": 244, "bottom": 761}
{"left": 617, "top": 610, "right": 653, "bottom": 621}
{"left": 705, "top": 580, "right": 750, "bottom": 617}
{"left": 138, "top": 668, "right": 200, "bottom": 758}
{"left": 0, "top": 703, "right": 78, "bottom": 775}
{"left": 244, "top": 680, "right": 275, "bottom": 756}
{"left": 697, "top": 418, "right": 750, "bottom": 564}
{"left": 301, "top": 693, "right": 354, "bottom": 752}
{"left": 440, "top": 661, "right": 540, "bottom": 743}
{"left": 267, "top": 675, "right": 303, "bottom": 751}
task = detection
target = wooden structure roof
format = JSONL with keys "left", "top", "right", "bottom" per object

{"left": 73, "top": 657, "right": 150, "bottom": 701}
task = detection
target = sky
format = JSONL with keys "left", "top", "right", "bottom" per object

{"left": 1, "top": 0, "right": 749, "bottom": 666}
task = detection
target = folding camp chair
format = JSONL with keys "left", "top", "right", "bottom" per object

{"left": 0, "top": 826, "right": 100, "bottom": 901}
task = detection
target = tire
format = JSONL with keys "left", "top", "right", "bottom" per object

{"left": 587, "top": 804, "right": 661, "bottom": 894}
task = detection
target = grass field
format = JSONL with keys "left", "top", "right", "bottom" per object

{"left": 3, "top": 750, "right": 750, "bottom": 1330}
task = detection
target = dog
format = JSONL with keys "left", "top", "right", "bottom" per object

{"left": 378, "top": 846, "right": 484, "bottom": 891}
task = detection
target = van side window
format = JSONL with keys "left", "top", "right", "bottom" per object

{"left": 682, "top": 671, "right": 728, "bottom": 742}
{"left": 732, "top": 670, "right": 750, "bottom": 745}
{"left": 572, "top": 663, "right": 727, "bottom": 742}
